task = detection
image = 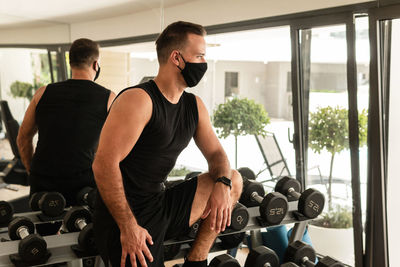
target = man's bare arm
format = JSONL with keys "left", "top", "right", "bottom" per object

{"left": 107, "top": 91, "right": 116, "bottom": 111}
{"left": 92, "top": 89, "right": 154, "bottom": 266}
{"left": 17, "top": 86, "right": 46, "bottom": 173}
{"left": 194, "top": 96, "right": 231, "bottom": 179}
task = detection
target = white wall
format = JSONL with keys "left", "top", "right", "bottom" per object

{"left": 0, "top": 0, "right": 372, "bottom": 45}
{"left": 387, "top": 19, "right": 400, "bottom": 267}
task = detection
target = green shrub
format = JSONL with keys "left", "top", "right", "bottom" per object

{"left": 312, "top": 205, "right": 353, "bottom": 229}
{"left": 212, "top": 97, "right": 270, "bottom": 168}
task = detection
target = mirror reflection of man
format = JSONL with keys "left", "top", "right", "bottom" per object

{"left": 17, "top": 38, "right": 115, "bottom": 207}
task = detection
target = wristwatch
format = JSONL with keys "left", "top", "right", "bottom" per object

{"left": 216, "top": 176, "right": 232, "bottom": 189}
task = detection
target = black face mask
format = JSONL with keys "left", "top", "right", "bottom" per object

{"left": 93, "top": 63, "right": 101, "bottom": 81}
{"left": 177, "top": 54, "right": 207, "bottom": 87}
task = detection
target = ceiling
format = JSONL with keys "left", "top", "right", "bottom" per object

{"left": 0, "top": 0, "right": 195, "bottom": 29}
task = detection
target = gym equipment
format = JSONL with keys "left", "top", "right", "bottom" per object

{"left": 187, "top": 219, "right": 202, "bottom": 239}
{"left": 63, "top": 207, "right": 96, "bottom": 254}
{"left": 230, "top": 202, "right": 249, "bottom": 231}
{"left": 244, "top": 245, "right": 279, "bottom": 267}
{"left": 29, "top": 191, "right": 66, "bottom": 218}
{"left": 8, "top": 217, "right": 48, "bottom": 262}
{"left": 76, "top": 187, "right": 97, "bottom": 209}
{"left": 275, "top": 177, "right": 324, "bottom": 219}
{"left": 186, "top": 203, "right": 249, "bottom": 240}
{"left": 0, "top": 201, "right": 13, "bottom": 225}
{"left": 209, "top": 253, "right": 241, "bottom": 267}
{"left": 240, "top": 178, "right": 288, "bottom": 225}
{"left": 238, "top": 167, "right": 256, "bottom": 180}
{"left": 219, "top": 232, "right": 246, "bottom": 249}
{"left": 284, "top": 240, "right": 316, "bottom": 266}
{"left": 284, "top": 240, "right": 345, "bottom": 267}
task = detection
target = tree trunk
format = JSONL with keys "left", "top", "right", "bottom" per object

{"left": 328, "top": 152, "right": 335, "bottom": 211}
{"left": 235, "top": 135, "right": 238, "bottom": 169}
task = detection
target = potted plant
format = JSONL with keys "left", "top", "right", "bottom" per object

{"left": 308, "top": 106, "right": 368, "bottom": 210}
{"left": 308, "top": 205, "right": 354, "bottom": 265}
{"left": 212, "top": 97, "right": 270, "bottom": 168}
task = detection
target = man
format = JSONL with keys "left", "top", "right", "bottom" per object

{"left": 93, "top": 21, "right": 242, "bottom": 267}
{"left": 17, "top": 38, "right": 115, "bottom": 207}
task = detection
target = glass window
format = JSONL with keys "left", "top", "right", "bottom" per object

{"left": 0, "top": 48, "right": 50, "bottom": 159}
{"left": 298, "top": 24, "right": 355, "bottom": 265}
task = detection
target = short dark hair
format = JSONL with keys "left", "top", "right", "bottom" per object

{"left": 156, "top": 21, "right": 206, "bottom": 64}
{"left": 69, "top": 38, "right": 99, "bottom": 68}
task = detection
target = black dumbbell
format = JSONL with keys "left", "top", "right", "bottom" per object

{"left": 244, "top": 245, "right": 279, "bottom": 267}
{"left": 284, "top": 240, "right": 344, "bottom": 267}
{"left": 29, "top": 191, "right": 66, "bottom": 217}
{"left": 76, "top": 187, "right": 97, "bottom": 209}
{"left": 275, "top": 177, "right": 325, "bottom": 219}
{"left": 8, "top": 217, "right": 47, "bottom": 262}
{"left": 219, "top": 232, "right": 246, "bottom": 249}
{"left": 187, "top": 203, "right": 249, "bottom": 240}
{"left": 284, "top": 240, "right": 316, "bottom": 266}
{"left": 238, "top": 167, "right": 256, "bottom": 180}
{"left": 230, "top": 202, "right": 249, "bottom": 231}
{"left": 63, "top": 207, "right": 96, "bottom": 254}
{"left": 315, "top": 256, "right": 345, "bottom": 267}
{"left": 0, "top": 200, "right": 14, "bottom": 225}
{"left": 187, "top": 219, "right": 202, "bottom": 239}
{"left": 209, "top": 254, "right": 241, "bottom": 267}
{"left": 240, "top": 178, "right": 288, "bottom": 225}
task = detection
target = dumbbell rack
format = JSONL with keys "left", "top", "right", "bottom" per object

{"left": 0, "top": 201, "right": 311, "bottom": 267}
{"left": 0, "top": 209, "right": 72, "bottom": 235}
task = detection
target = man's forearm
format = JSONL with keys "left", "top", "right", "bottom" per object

{"left": 207, "top": 150, "right": 231, "bottom": 181}
{"left": 93, "top": 161, "right": 138, "bottom": 230}
{"left": 17, "top": 139, "right": 34, "bottom": 173}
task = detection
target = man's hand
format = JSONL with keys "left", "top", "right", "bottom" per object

{"left": 201, "top": 182, "right": 232, "bottom": 233}
{"left": 120, "top": 222, "right": 154, "bottom": 267}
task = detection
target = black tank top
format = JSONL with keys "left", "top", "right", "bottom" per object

{"left": 31, "top": 79, "right": 110, "bottom": 176}
{"left": 119, "top": 80, "right": 198, "bottom": 198}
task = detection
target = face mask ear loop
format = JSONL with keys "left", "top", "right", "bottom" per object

{"left": 176, "top": 52, "right": 186, "bottom": 71}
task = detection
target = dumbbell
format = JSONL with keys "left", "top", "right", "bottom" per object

{"left": 238, "top": 167, "right": 256, "bottom": 180}
{"left": 244, "top": 246, "right": 279, "bottom": 267}
{"left": 209, "top": 254, "right": 241, "bottom": 267}
{"left": 240, "top": 178, "right": 288, "bottom": 225}
{"left": 275, "top": 177, "right": 325, "bottom": 219}
{"left": 76, "top": 187, "right": 97, "bottom": 209}
{"left": 29, "top": 191, "right": 66, "bottom": 217}
{"left": 0, "top": 200, "right": 14, "bottom": 225}
{"left": 8, "top": 217, "right": 47, "bottom": 262}
{"left": 219, "top": 232, "right": 246, "bottom": 249}
{"left": 284, "top": 240, "right": 345, "bottom": 267}
{"left": 187, "top": 203, "right": 249, "bottom": 239}
{"left": 63, "top": 207, "right": 96, "bottom": 254}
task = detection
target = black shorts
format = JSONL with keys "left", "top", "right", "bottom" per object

{"left": 93, "top": 177, "right": 198, "bottom": 267}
